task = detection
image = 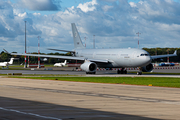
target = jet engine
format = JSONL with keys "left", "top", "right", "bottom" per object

{"left": 80, "top": 62, "right": 97, "bottom": 74}
{"left": 141, "top": 63, "right": 153, "bottom": 72}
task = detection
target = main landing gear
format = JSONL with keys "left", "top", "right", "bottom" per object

{"left": 117, "top": 68, "right": 127, "bottom": 74}
{"left": 117, "top": 67, "right": 143, "bottom": 75}
{"left": 86, "top": 72, "right": 96, "bottom": 74}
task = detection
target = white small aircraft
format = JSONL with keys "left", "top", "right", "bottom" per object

{"left": 0, "top": 58, "right": 15, "bottom": 68}
{"left": 41, "top": 58, "right": 48, "bottom": 61}
{"left": 54, "top": 60, "right": 67, "bottom": 67}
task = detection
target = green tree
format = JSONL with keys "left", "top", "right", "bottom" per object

{"left": 1, "top": 52, "right": 11, "bottom": 61}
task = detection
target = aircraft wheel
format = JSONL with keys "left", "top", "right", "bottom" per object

{"left": 137, "top": 72, "right": 142, "bottom": 75}
{"left": 117, "top": 70, "right": 120, "bottom": 74}
{"left": 86, "top": 72, "right": 96, "bottom": 74}
{"left": 117, "top": 69, "right": 127, "bottom": 74}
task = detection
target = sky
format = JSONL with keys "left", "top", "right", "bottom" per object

{"left": 1, "top": 0, "right": 180, "bottom": 53}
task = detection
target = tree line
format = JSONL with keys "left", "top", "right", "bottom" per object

{"left": 0, "top": 48, "right": 179, "bottom": 64}
{"left": 143, "top": 48, "right": 179, "bottom": 62}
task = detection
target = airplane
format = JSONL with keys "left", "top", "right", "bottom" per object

{"left": 6, "top": 23, "right": 177, "bottom": 75}
{"left": 41, "top": 58, "right": 48, "bottom": 61}
{"left": 0, "top": 58, "right": 15, "bottom": 68}
{"left": 54, "top": 60, "right": 67, "bottom": 67}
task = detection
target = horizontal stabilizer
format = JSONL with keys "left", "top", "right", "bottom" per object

{"left": 47, "top": 48, "right": 75, "bottom": 53}
{"left": 3, "top": 49, "right": 10, "bottom": 54}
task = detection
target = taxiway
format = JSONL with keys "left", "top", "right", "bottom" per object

{"left": 1, "top": 68, "right": 180, "bottom": 78}
{"left": 0, "top": 76, "right": 180, "bottom": 119}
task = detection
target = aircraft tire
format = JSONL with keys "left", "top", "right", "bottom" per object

{"left": 137, "top": 72, "right": 142, "bottom": 75}
{"left": 86, "top": 72, "right": 96, "bottom": 74}
{"left": 117, "top": 70, "right": 120, "bottom": 74}
{"left": 117, "top": 70, "right": 127, "bottom": 74}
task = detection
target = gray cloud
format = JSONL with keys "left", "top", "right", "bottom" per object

{"left": 1, "top": 0, "right": 180, "bottom": 53}
{"left": 137, "top": 0, "right": 180, "bottom": 24}
{"left": 0, "top": 1, "right": 42, "bottom": 41}
{"left": 18, "top": 0, "right": 61, "bottom": 11}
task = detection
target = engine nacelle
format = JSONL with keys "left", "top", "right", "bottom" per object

{"left": 80, "top": 62, "right": 97, "bottom": 73}
{"left": 141, "top": 63, "right": 153, "bottom": 72}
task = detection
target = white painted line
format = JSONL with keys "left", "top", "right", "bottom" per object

{"left": 0, "top": 107, "right": 62, "bottom": 120}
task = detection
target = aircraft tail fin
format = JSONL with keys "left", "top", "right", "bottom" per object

{"left": 64, "top": 60, "right": 67, "bottom": 64}
{"left": 71, "top": 23, "right": 85, "bottom": 49}
{"left": 8, "top": 58, "right": 14, "bottom": 65}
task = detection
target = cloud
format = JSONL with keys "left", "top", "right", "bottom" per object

{"left": 18, "top": 0, "right": 61, "bottom": 11}
{"left": 77, "top": 0, "right": 98, "bottom": 12}
{"left": 129, "top": 2, "right": 137, "bottom": 7}
{"left": 0, "top": 1, "right": 43, "bottom": 51}
{"left": 1, "top": 0, "right": 180, "bottom": 53}
{"left": 75, "top": 0, "right": 180, "bottom": 48}
{"left": 137, "top": 0, "right": 180, "bottom": 24}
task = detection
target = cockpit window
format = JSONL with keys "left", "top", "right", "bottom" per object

{"left": 140, "top": 53, "right": 149, "bottom": 56}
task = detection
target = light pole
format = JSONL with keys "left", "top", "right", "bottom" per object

{"left": 93, "top": 35, "right": 95, "bottom": 49}
{"left": 167, "top": 49, "right": 169, "bottom": 63}
{"left": 84, "top": 37, "right": 87, "bottom": 47}
{"left": 28, "top": 46, "right": 29, "bottom": 67}
{"left": 37, "top": 36, "right": 41, "bottom": 68}
{"left": 24, "top": 21, "right": 27, "bottom": 68}
{"left": 136, "top": 32, "right": 141, "bottom": 49}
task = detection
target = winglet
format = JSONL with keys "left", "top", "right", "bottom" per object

{"left": 174, "top": 50, "right": 177, "bottom": 55}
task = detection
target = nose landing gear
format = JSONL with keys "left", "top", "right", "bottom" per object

{"left": 137, "top": 72, "right": 142, "bottom": 75}
{"left": 137, "top": 67, "right": 142, "bottom": 75}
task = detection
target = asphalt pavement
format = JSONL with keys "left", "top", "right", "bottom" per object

{"left": 1, "top": 77, "right": 180, "bottom": 119}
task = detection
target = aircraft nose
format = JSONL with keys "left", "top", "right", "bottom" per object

{"left": 141, "top": 56, "right": 152, "bottom": 66}
{"left": 147, "top": 56, "right": 152, "bottom": 64}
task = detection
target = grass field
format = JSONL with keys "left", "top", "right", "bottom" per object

{"left": 0, "top": 64, "right": 54, "bottom": 70}
{"left": 7, "top": 76, "right": 180, "bottom": 88}
{"left": 2, "top": 65, "right": 180, "bottom": 88}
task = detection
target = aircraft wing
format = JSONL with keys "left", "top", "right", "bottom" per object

{"left": 10, "top": 52, "right": 109, "bottom": 63}
{"left": 151, "top": 50, "right": 177, "bottom": 59}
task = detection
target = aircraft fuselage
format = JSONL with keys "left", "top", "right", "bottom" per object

{"left": 75, "top": 48, "right": 152, "bottom": 68}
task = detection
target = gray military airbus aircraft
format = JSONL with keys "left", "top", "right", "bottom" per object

{"left": 8, "top": 23, "right": 177, "bottom": 75}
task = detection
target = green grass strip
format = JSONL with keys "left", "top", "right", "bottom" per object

{"left": 7, "top": 76, "right": 180, "bottom": 88}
